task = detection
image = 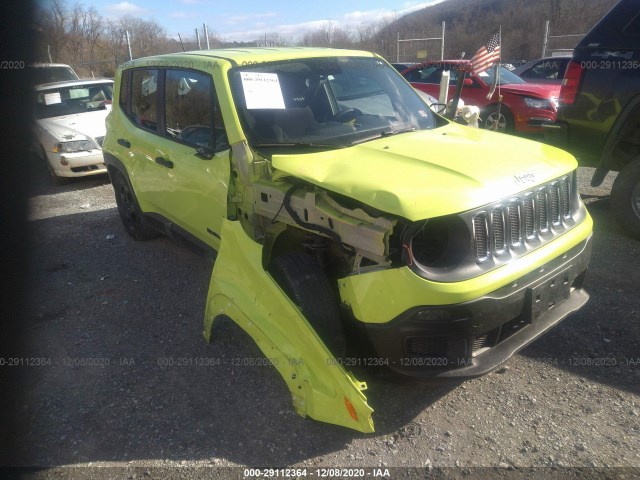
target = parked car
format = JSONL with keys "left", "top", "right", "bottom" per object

{"left": 545, "top": 0, "right": 640, "bottom": 238}
{"left": 390, "top": 62, "right": 416, "bottom": 72}
{"left": 34, "top": 79, "right": 113, "bottom": 184}
{"left": 29, "top": 63, "right": 79, "bottom": 84}
{"left": 104, "top": 48, "right": 592, "bottom": 433}
{"left": 512, "top": 56, "right": 572, "bottom": 84}
{"left": 400, "top": 60, "right": 560, "bottom": 133}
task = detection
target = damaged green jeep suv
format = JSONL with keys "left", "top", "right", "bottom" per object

{"left": 104, "top": 48, "right": 593, "bottom": 433}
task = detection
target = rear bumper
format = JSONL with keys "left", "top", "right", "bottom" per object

{"left": 347, "top": 234, "right": 592, "bottom": 379}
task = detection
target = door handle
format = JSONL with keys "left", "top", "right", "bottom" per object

{"left": 117, "top": 138, "right": 131, "bottom": 148}
{"left": 155, "top": 156, "right": 174, "bottom": 169}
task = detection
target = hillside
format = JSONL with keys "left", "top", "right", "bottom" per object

{"left": 380, "top": 0, "right": 619, "bottom": 62}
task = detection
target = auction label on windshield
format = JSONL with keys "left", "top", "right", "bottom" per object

{"left": 44, "top": 92, "right": 62, "bottom": 105}
{"left": 240, "top": 72, "right": 285, "bottom": 110}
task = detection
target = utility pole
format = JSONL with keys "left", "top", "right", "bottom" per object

{"left": 195, "top": 28, "right": 201, "bottom": 50}
{"left": 542, "top": 20, "right": 550, "bottom": 57}
{"left": 204, "top": 24, "right": 210, "bottom": 49}
{"left": 125, "top": 30, "right": 133, "bottom": 61}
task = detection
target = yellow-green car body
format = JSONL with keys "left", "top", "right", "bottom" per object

{"left": 103, "top": 48, "right": 592, "bottom": 433}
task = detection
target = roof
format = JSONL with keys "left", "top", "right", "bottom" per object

{"left": 122, "top": 47, "right": 377, "bottom": 69}
{"left": 29, "top": 63, "right": 75, "bottom": 69}
{"left": 34, "top": 78, "right": 114, "bottom": 91}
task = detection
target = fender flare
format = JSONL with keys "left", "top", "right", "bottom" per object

{"left": 103, "top": 151, "right": 130, "bottom": 184}
{"left": 203, "top": 219, "right": 374, "bottom": 433}
{"left": 592, "top": 93, "right": 640, "bottom": 187}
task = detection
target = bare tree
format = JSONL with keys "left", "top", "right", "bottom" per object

{"left": 35, "top": 0, "right": 69, "bottom": 62}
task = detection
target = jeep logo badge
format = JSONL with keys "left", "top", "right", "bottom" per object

{"left": 514, "top": 173, "right": 536, "bottom": 184}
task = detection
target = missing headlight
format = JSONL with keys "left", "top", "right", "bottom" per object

{"left": 402, "top": 216, "right": 471, "bottom": 275}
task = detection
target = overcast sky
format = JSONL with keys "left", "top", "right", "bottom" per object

{"left": 41, "top": 0, "right": 447, "bottom": 42}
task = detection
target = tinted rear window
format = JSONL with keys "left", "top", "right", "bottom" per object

{"left": 579, "top": 0, "right": 640, "bottom": 48}
{"left": 30, "top": 66, "right": 79, "bottom": 85}
{"left": 624, "top": 13, "right": 640, "bottom": 36}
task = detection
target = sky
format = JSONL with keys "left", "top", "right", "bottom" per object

{"left": 47, "top": 0, "right": 447, "bottom": 43}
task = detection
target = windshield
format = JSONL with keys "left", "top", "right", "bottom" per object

{"left": 230, "top": 57, "right": 437, "bottom": 149}
{"left": 477, "top": 66, "right": 527, "bottom": 86}
{"left": 35, "top": 82, "right": 113, "bottom": 119}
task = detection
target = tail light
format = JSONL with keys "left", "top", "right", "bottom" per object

{"left": 559, "top": 60, "right": 584, "bottom": 105}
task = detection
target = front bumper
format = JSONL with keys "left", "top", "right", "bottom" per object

{"left": 344, "top": 234, "right": 592, "bottom": 379}
{"left": 46, "top": 150, "right": 107, "bottom": 178}
{"left": 514, "top": 108, "right": 557, "bottom": 133}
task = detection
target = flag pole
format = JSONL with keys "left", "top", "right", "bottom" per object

{"left": 497, "top": 25, "right": 502, "bottom": 114}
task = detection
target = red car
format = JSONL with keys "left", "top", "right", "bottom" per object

{"left": 401, "top": 60, "right": 560, "bottom": 133}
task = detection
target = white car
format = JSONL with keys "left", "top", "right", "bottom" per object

{"left": 34, "top": 79, "right": 113, "bottom": 184}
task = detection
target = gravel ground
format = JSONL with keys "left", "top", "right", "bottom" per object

{"left": 3, "top": 156, "right": 639, "bottom": 479}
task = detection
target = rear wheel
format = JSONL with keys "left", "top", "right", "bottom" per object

{"left": 112, "top": 170, "right": 159, "bottom": 241}
{"left": 611, "top": 158, "right": 640, "bottom": 239}
{"left": 483, "top": 105, "right": 514, "bottom": 133}
{"left": 269, "top": 252, "right": 346, "bottom": 358}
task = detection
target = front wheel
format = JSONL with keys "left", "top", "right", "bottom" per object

{"left": 611, "top": 158, "right": 640, "bottom": 239}
{"left": 112, "top": 170, "right": 159, "bottom": 241}
{"left": 269, "top": 252, "right": 346, "bottom": 357}
{"left": 482, "top": 105, "right": 514, "bottom": 133}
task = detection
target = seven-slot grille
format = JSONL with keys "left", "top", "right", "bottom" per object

{"left": 473, "top": 175, "right": 574, "bottom": 263}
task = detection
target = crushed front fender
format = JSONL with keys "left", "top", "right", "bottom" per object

{"left": 203, "top": 219, "right": 374, "bottom": 433}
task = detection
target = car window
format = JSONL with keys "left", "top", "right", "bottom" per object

{"left": 164, "top": 69, "right": 227, "bottom": 151}
{"left": 406, "top": 66, "right": 439, "bottom": 83}
{"left": 478, "top": 66, "right": 526, "bottom": 85}
{"left": 624, "top": 12, "right": 640, "bottom": 35}
{"left": 131, "top": 69, "right": 158, "bottom": 130}
{"left": 35, "top": 82, "right": 113, "bottom": 119}
{"left": 525, "top": 59, "right": 567, "bottom": 80}
{"left": 119, "top": 70, "right": 130, "bottom": 115}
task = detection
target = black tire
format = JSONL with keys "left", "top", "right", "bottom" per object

{"left": 482, "top": 105, "right": 514, "bottom": 133}
{"left": 112, "top": 170, "right": 159, "bottom": 241}
{"left": 48, "top": 165, "right": 70, "bottom": 186}
{"left": 269, "top": 252, "right": 346, "bottom": 357}
{"left": 611, "top": 158, "right": 640, "bottom": 239}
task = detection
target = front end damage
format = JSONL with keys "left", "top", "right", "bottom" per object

{"left": 201, "top": 130, "right": 593, "bottom": 432}
{"left": 204, "top": 219, "right": 374, "bottom": 433}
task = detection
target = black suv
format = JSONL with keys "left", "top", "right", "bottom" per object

{"left": 546, "top": 0, "right": 640, "bottom": 238}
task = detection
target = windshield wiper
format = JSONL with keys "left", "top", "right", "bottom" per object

{"left": 253, "top": 142, "right": 344, "bottom": 149}
{"left": 383, "top": 126, "right": 416, "bottom": 136}
{"left": 350, "top": 127, "right": 416, "bottom": 145}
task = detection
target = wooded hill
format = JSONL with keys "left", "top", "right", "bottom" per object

{"left": 377, "top": 0, "right": 619, "bottom": 62}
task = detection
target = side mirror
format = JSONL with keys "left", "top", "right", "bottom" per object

{"left": 463, "top": 78, "right": 474, "bottom": 87}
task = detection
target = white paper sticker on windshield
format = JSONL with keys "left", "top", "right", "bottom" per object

{"left": 44, "top": 92, "right": 62, "bottom": 105}
{"left": 241, "top": 72, "right": 285, "bottom": 109}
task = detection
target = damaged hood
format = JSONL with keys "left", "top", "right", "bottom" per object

{"left": 37, "top": 109, "right": 110, "bottom": 142}
{"left": 272, "top": 123, "right": 577, "bottom": 221}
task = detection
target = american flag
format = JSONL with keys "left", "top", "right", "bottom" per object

{"left": 470, "top": 33, "right": 501, "bottom": 75}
